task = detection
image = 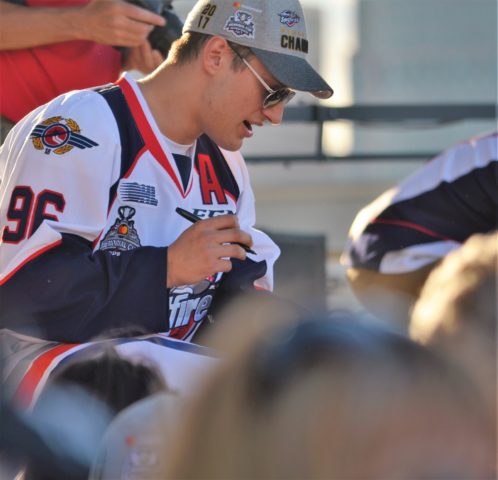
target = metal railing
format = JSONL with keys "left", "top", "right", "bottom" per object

{"left": 244, "top": 104, "right": 496, "bottom": 162}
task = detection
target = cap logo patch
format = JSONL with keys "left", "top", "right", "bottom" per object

{"left": 30, "top": 116, "right": 98, "bottom": 155}
{"left": 279, "top": 10, "right": 301, "bottom": 27}
{"left": 224, "top": 10, "right": 255, "bottom": 38}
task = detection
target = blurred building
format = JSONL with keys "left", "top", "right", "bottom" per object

{"left": 352, "top": 0, "right": 497, "bottom": 152}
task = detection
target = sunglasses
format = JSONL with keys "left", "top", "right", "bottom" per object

{"left": 229, "top": 44, "right": 296, "bottom": 109}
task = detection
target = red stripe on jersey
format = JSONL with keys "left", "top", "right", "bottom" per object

{"left": 15, "top": 343, "right": 78, "bottom": 408}
{"left": 117, "top": 77, "right": 187, "bottom": 197}
{"left": 372, "top": 219, "right": 452, "bottom": 241}
{"left": 0, "top": 239, "right": 62, "bottom": 285}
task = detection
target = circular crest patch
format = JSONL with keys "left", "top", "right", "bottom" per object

{"left": 30, "top": 116, "right": 98, "bottom": 155}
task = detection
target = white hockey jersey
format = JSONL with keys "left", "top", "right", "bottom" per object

{"left": 0, "top": 73, "right": 280, "bottom": 342}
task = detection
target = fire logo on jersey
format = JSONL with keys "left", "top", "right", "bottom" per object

{"left": 30, "top": 116, "right": 98, "bottom": 155}
{"left": 100, "top": 206, "right": 142, "bottom": 253}
{"left": 168, "top": 273, "right": 223, "bottom": 340}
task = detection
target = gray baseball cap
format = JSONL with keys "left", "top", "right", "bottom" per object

{"left": 183, "top": 0, "right": 333, "bottom": 99}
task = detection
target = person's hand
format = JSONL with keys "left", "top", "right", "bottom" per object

{"left": 122, "top": 41, "right": 164, "bottom": 74}
{"left": 78, "top": 0, "right": 166, "bottom": 47}
{"left": 167, "top": 215, "right": 253, "bottom": 288}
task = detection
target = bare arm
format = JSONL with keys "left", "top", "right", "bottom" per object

{"left": 0, "top": 0, "right": 165, "bottom": 50}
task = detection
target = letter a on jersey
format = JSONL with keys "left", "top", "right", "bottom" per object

{"left": 198, "top": 153, "right": 227, "bottom": 205}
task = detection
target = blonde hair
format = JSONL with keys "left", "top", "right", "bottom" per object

{"left": 410, "top": 232, "right": 497, "bottom": 425}
{"left": 411, "top": 232, "right": 497, "bottom": 343}
{"left": 167, "top": 316, "right": 493, "bottom": 479}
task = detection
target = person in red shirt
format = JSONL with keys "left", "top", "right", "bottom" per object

{"left": 0, "top": 0, "right": 166, "bottom": 139}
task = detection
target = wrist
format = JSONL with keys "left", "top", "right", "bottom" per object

{"left": 62, "top": 6, "right": 88, "bottom": 41}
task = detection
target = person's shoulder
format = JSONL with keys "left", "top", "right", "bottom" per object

{"left": 433, "top": 130, "right": 497, "bottom": 167}
{"left": 45, "top": 86, "right": 114, "bottom": 120}
{"left": 457, "top": 130, "right": 497, "bottom": 149}
{"left": 465, "top": 130, "right": 497, "bottom": 161}
{"left": 29, "top": 85, "right": 122, "bottom": 146}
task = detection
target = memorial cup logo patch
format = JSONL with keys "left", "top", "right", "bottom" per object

{"left": 100, "top": 206, "right": 141, "bottom": 253}
{"left": 30, "top": 116, "right": 98, "bottom": 155}
{"left": 279, "top": 10, "right": 301, "bottom": 27}
{"left": 224, "top": 10, "right": 255, "bottom": 38}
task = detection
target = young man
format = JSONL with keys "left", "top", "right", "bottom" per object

{"left": 0, "top": 0, "right": 334, "bottom": 342}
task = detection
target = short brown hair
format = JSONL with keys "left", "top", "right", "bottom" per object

{"left": 168, "top": 32, "right": 252, "bottom": 71}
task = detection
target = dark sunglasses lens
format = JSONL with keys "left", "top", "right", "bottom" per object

{"left": 263, "top": 89, "right": 295, "bottom": 108}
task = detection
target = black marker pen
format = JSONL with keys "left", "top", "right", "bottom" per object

{"left": 175, "top": 207, "right": 256, "bottom": 255}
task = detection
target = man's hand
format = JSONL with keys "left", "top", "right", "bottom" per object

{"left": 122, "top": 41, "right": 164, "bottom": 74}
{"left": 167, "top": 215, "right": 253, "bottom": 288}
{"left": 79, "top": 0, "right": 166, "bottom": 47}
{"left": 0, "top": 0, "right": 165, "bottom": 50}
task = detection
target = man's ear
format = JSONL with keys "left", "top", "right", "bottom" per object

{"left": 202, "top": 36, "right": 231, "bottom": 75}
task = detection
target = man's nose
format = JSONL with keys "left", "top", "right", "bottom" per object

{"left": 262, "top": 101, "right": 286, "bottom": 125}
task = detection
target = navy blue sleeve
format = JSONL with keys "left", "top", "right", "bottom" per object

{"left": 0, "top": 234, "right": 169, "bottom": 342}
